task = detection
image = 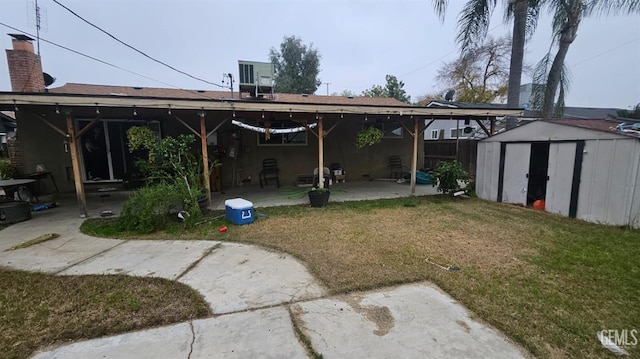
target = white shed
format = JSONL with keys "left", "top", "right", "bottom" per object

{"left": 476, "top": 119, "right": 640, "bottom": 228}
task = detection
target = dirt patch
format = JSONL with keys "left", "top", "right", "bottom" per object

{"left": 343, "top": 295, "right": 395, "bottom": 336}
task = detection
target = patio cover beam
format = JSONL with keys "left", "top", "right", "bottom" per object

{"left": 65, "top": 111, "right": 88, "bottom": 218}
{"left": 0, "top": 94, "right": 523, "bottom": 118}
{"left": 199, "top": 112, "right": 211, "bottom": 208}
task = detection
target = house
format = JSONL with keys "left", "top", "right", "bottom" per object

{"left": 0, "top": 34, "right": 521, "bottom": 215}
{"left": 476, "top": 119, "right": 640, "bottom": 228}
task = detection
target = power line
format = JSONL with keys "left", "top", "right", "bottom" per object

{"left": 51, "top": 0, "right": 225, "bottom": 88}
{"left": 0, "top": 22, "right": 223, "bottom": 100}
{"left": 571, "top": 36, "right": 640, "bottom": 67}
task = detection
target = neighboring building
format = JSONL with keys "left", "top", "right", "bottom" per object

{"left": 476, "top": 119, "right": 640, "bottom": 228}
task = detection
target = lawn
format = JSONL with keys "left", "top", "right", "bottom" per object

{"left": 0, "top": 269, "right": 211, "bottom": 359}
{"left": 84, "top": 195, "right": 639, "bottom": 358}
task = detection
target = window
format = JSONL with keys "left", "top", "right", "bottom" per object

{"left": 362, "top": 122, "right": 403, "bottom": 138}
{"left": 257, "top": 120, "right": 307, "bottom": 146}
{"left": 430, "top": 129, "right": 439, "bottom": 139}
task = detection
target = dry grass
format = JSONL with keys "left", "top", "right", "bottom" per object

{"left": 81, "top": 195, "right": 640, "bottom": 358}
{"left": 0, "top": 268, "right": 211, "bottom": 359}
{"left": 227, "top": 196, "right": 639, "bottom": 359}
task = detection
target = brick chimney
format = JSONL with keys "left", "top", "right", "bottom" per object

{"left": 6, "top": 34, "right": 45, "bottom": 92}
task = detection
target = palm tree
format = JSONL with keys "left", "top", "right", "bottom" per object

{"left": 533, "top": 0, "right": 640, "bottom": 117}
{"left": 432, "top": 0, "right": 541, "bottom": 129}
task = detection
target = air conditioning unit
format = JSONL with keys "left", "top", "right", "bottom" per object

{"left": 238, "top": 61, "right": 274, "bottom": 97}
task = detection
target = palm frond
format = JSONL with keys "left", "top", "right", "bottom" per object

{"left": 432, "top": 0, "right": 449, "bottom": 22}
{"left": 589, "top": 0, "right": 640, "bottom": 16}
{"left": 456, "top": 0, "right": 497, "bottom": 50}
{"left": 531, "top": 52, "right": 552, "bottom": 111}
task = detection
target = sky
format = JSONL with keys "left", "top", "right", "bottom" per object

{"left": 1, "top": 0, "right": 639, "bottom": 110}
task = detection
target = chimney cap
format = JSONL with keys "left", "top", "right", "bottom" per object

{"left": 8, "top": 34, "right": 35, "bottom": 41}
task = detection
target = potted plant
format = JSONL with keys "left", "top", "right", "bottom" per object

{"left": 308, "top": 186, "right": 330, "bottom": 207}
{"left": 356, "top": 126, "right": 383, "bottom": 149}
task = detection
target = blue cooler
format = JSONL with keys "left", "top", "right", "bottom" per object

{"left": 225, "top": 198, "right": 254, "bottom": 225}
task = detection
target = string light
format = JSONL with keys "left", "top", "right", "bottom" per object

{"left": 232, "top": 110, "right": 236, "bottom": 118}
{"left": 95, "top": 103, "right": 100, "bottom": 115}
{"left": 55, "top": 103, "right": 60, "bottom": 115}
{"left": 13, "top": 100, "right": 18, "bottom": 112}
{"left": 133, "top": 106, "right": 137, "bottom": 116}
{"left": 167, "top": 105, "right": 172, "bottom": 115}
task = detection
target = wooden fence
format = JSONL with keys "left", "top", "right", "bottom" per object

{"left": 424, "top": 140, "right": 478, "bottom": 176}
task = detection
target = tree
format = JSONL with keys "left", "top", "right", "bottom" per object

{"left": 432, "top": 0, "right": 539, "bottom": 128}
{"left": 435, "top": 36, "right": 511, "bottom": 103}
{"left": 532, "top": 1, "right": 640, "bottom": 117}
{"left": 331, "top": 89, "right": 358, "bottom": 97}
{"left": 269, "top": 35, "right": 322, "bottom": 94}
{"left": 362, "top": 75, "right": 411, "bottom": 103}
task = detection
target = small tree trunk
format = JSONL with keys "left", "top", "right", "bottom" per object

{"left": 505, "top": 0, "right": 528, "bottom": 129}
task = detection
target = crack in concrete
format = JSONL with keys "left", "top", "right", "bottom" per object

{"left": 53, "top": 239, "right": 130, "bottom": 275}
{"left": 287, "top": 305, "right": 323, "bottom": 359}
{"left": 187, "top": 320, "right": 196, "bottom": 359}
{"left": 175, "top": 243, "right": 221, "bottom": 281}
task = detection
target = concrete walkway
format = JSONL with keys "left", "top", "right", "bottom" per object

{"left": 0, "top": 192, "right": 529, "bottom": 359}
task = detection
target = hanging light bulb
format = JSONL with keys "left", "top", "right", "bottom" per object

{"left": 232, "top": 110, "right": 236, "bottom": 118}
{"left": 55, "top": 103, "right": 60, "bottom": 115}
{"left": 133, "top": 106, "right": 137, "bottom": 116}
{"left": 167, "top": 105, "right": 172, "bottom": 115}
{"left": 365, "top": 113, "right": 368, "bottom": 122}
{"left": 95, "top": 104, "right": 100, "bottom": 115}
{"left": 13, "top": 100, "right": 18, "bottom": 112}
{"left": 340, "top": 110, "right": 344, "bottom": 119}
{"left": 261, "top": 110, "right": 265, "bottom": 119}
{"left": 289, "top": 109, "right": 292, "bottom": 118}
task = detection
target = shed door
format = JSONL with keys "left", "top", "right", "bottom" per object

{"left": 501, "top": 143, "right": 531, "bottom": 205}
{"left": 546, "top": 142, "right": 576, "bottom": 216}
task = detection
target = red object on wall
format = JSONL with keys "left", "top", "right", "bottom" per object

{"left": 533, "top": 199, "right": 545, "bottom": 210}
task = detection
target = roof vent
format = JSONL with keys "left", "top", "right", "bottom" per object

{"left": 301, "top": 94, "right": 309, "bottom": 97}
{"left": 197, "top": 90, "right": 205, "bottom": 93}
{"left": 348, "top": 96, "right": 354, "bottom": 99}
{"left": 133, "top": 86, "right": 143, "bottom": 90}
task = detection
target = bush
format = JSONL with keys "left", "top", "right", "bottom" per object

{"left": 118, "top": 182, "right": 202, "bottom": 234}
{"left": 431, "top": 160, "right": 469, "bottom": 195}
{"left": 0, "top": 159, "right": 16, "bottom": 180}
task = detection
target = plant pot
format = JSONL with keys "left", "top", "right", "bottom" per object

{"left": 308, "top": 190, "right": 330, "bottom": 208}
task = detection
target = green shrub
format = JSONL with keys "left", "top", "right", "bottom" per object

{"left": 0, "top": 159, "right": 16, "bottom": 179}
{"left": 356, "top": 126, "right": 383, "bottom": 149}
{"left": 118, "top": 182, "right": 202, "bottom": 234}
{"left": 431, "top": 160, "right": 469, "bottom": 195}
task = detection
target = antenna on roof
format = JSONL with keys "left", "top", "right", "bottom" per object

{"left": 27, "top": 0, "right": 47, "bottom": 56}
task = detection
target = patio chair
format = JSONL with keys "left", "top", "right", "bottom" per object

{"left": 388, "top": 155, "right": 407, "bottom": 179}
{"left": 313, "top": 167, "right": 331, "bottom": 188}
{"left": 259, "top": 158, "right": 280, "bottom": 188}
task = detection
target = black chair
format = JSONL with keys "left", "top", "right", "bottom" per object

{"left": 259, "top": 158, "right": 280, "bottom": 188}
{"left": 388, "top": 155, "right": 406, "bottom": 179}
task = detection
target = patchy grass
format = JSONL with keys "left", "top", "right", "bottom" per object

{"left": 0, "top": 268, "right": 211, "bottom": 359}
{"left": 5, "top": 233, "right": 59, "bottom": 251}
{"left": 81, "top": 196, "right": 640, "bottom": 358}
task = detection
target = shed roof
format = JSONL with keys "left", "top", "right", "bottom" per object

{"left": 481, "top": 119, "right": 639, "bottom": 142}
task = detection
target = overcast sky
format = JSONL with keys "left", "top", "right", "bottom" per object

{"left": 1, "top": 0, "right": 639, "bottom": 109}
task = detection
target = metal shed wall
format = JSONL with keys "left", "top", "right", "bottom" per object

{"left": 476, "top": 141, "right": 501, "bottom": 201}
{"left": 578, "top": 138, "right": 640, "bottom": 227}
{"left": 477, "top": 120, "right": 640, "bottom": 227}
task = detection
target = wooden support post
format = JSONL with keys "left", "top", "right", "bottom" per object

{"left": 410, "top": 117, "right": 419, "bottom": 195}
{"left": 199, "top": 112, "right": 212, "bottom": 209}
{"left": 65, "top": 112, "right": 88, "bottom": 218}
{"left": 490, "top": 118, "right": 496, "bottom": 135}
{"left": 318, "top": 117, "right": 324, "bottom": 189}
